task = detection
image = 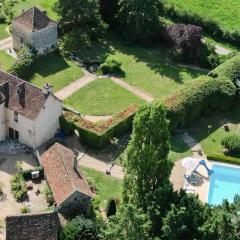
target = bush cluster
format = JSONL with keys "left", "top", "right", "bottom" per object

{"left": 221, "top": 134, "right": 240, "bottom": 153}
{"left": 60, "top": 105, "right": 138, "bottom": 148}
{"left": 99, "top": 59, "right": 122, "bottom": 75}
{"left": 11, "top": 173, "right": 28, "bottom": 202}
{"left": 164, "top": 76, "right": 237, "bottom": 131}
{"left": 161, "top": 3, "right": 240, "bottom": 45}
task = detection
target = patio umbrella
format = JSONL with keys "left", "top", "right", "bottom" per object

{"left": 181, "top": 157, "right": 197, "bottom": 171}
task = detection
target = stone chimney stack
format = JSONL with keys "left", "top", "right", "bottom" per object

{"left": 73, "top": 157, "right": 78, "bottom": 172}
{"left": 17, "top": 82, "right": 25, "bottom": 108}
{"left": 42, "top": 83, "right": 53, "bottom": 95}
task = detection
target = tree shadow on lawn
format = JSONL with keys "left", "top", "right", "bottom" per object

{"left": 23, "top": 52, "right": 71, "bottom": 80}
{"left": 186, "top": 103, "right": 240, "bottom": 156}
{"left": 107, "top": 35, "right": 203, "bottom": 83}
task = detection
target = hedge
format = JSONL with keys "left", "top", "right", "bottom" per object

{"left": 164, "top": 76, "right": 237, "bottom": 131}
{"left": 60, "top": 105, "right": 139, "bottom": 148}
{"left": 209, "top": 54, "right": 240, "bottom": 83}
{"left": 207, "top": 154, "right": 240, "bottom": 166}
{"left": 161, "top": 3, "right": 240, "bottom": 46}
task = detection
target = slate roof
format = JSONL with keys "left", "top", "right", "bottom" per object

{"left": 5, "top": 212, "right": 60, "bottom": 240}
{"left": 13, "top": 7, "right": 57, "bottom": 32}
{"left": 0, "top": 71, "right": 48, "bottom": 120}
{"left": 41, "top": 143, "right": 93, "bottom": 206}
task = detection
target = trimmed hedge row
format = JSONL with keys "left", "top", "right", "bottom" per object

{"left": 60, "top": 105, "right": 139, "bottom": 148}
{"left": 207, "top": 154, "right": 240, "bottom": 166}
{"left": 21, "top": 166, "right": 44, "bottom": 180}
{"left": 164, "top": 76, "right": 237, "bottom": 131}
{"left": 161, "top": 3, "right": 240, "bottom": 45}
{"left": 209, "top": 54, "right": 240, "bottom": 83}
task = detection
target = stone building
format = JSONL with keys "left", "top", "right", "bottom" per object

{"left": 0, "top": 71, "right": 62, "bottom": 148}
{"left": 5, "top": 212, "right": 60, "bottom": 240}
{"left": 41, "top": 143, "right": 93, "bottom": 217}
{"left": 12, "top": 7, "right": 58, "bottom": 54}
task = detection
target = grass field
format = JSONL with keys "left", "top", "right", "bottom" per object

{"left": 82, "top": 167, "right": 122, "bottom": 209}
{"left": 0, "top": 23, "right": 10, "bottom": 40}
{"left": 23, "top": 52, "right": 83, "bottom": 92}
{"left": 64, "top": 78, "right": 145, "bottom": 115}
{"left": 79, "top": 36, "right": 205, "bottom": 100}
{"left": 0, "top": 51, "right": 15, "bottom": 71}
{"left": 164, "top": 0, "right": 240, "bottom": 33}
{"left": 11, "top": 0, "right": 58, "bottom": 19}
{"left": 188, "top": 104, "right": 240, "bottom": 157}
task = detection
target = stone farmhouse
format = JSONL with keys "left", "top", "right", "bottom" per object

{"left": 41, "top": 143, "right": 93, "bottom": 217}
{"left": 6, "top": 212, "right": 60, "bottom": 240}
{"left": 12, "top": 7, "right": 58, "bottom": 54}
{"left": 0, "top": 71, "right": 62, "bottom": 148}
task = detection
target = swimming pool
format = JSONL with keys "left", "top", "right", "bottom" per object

{"left": 208, "top": 164, "right": 240, "bottom": 205}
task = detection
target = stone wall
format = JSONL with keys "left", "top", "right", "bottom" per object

{"left": 31, "top": 25, "right": 58, "bottom": 54}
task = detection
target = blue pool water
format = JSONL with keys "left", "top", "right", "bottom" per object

{"left": 208, "top": 164, "right": 240, "bottom": 205}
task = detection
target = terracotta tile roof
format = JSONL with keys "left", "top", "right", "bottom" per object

{"left": 0, "top": 71, "right": 48, "bottom": 120}
{"left": 13, "top": 7, "right": 57, "bottom": 32}
{"left": 6, "top": 212, "right": 60, "bottom": 240}
{"left": 41, "top": 143, "right": 93, "bottom": 205}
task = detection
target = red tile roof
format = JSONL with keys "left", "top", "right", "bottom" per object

{"left": 0, "top": 71, "right": 48, "bottom": 120}
{"left": 13, "top": 7, "right": 57, "bottom": 32}
{"left": 41, "top": 143, "right": 93, "bottom": 206}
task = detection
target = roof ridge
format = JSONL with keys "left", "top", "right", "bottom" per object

{"left": 56, "top": 144, "right": 78, "bottom": 193}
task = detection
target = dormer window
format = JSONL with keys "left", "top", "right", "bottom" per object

{"left": 14, "top": 112, "right": 18, "bottom": 122}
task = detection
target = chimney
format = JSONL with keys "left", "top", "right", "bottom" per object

{"left": 17, "top": 83, "right": 25, "bottom": 108}
{"left": 73, "top": 157, "right": 78, "bottom": 172}
{"left": 0, "top": 82, "right": 9, "bottom": 107}
{"left": 42, "top": 83, "right": 53, "bottom": 95}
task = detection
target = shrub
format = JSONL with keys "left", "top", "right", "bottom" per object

{"left": 11, "top": 173, "right": 28, "bottom": 202}
{"left": 20, "top": 206, "right": 29, "bottom": 214}
{"left": 164, "top": 76, "right": 237, "bottom": 131}
{"left": 8, "top": 46, "right": 35, "bottom": 78}
{"left": 60, "top": 104, "right": 138, "bottom": 148}
{"left": 106, "top": 198, "right": 118, "bottom": 218}
{"left": 207, "top": 154, "right": 240, "bottom": 165}
{"left": 221, "top": 134, "right": 240, "bottom": 153}
{"left": 60, "top": 216, "right": 100, "bottom": 240}
{"left": 99, "top": 59, "right": 122, "bottom": 75}
{"left": 44, "top": 185, "right": 54, "bottom": 206}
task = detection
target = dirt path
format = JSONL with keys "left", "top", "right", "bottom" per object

{"left": 82, "top": 115, "right": 112, "bottom": 123}
{"left": 0, "top": 37, "right": 12, "bottom": 51}
{"left": 111, "top": 76, "right": 154, "bottom": 103}
{"left": 55, "top": 72, "right": 97, "bottom": 100}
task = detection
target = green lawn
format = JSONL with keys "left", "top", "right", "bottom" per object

{"left": 0, "top": 23, "right": 10, "bottom": 40}
{"left": 64, "top": 78, "right": 145, "bottom": 115}
{"left": 23, "top": 52, "right": 83, "bottom": 92}
{"left": 82, "top": 167, "right": 122, "bottom": 209}
{"left": 188, "top": 104, "right": 240, "bottom": 157}
{"left": 79, "top": 36, "right": 205, "bottom": 100}
{"left": 164, "top": 0, "right": 240, "bottom": 33}
{"left": 11, "top": 0, "right": 58, "bottom": 20}
{"left": 0, "top": 51, "right": 15, "bottom": 71}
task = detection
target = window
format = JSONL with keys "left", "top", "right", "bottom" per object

{"left": 14, "top": 112, "right": 18, "bottom": 122}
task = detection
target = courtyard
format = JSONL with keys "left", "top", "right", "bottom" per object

{"left": 0, "top": 142, "right": 49, "bottom": 238}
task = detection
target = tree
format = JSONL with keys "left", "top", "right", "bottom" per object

{"left": 99, "top": 0, "right": 119, "bottom": 27}
{"left": 123, "top": 103, "right": 172, "bottom": 209}
{"left": 102, "top": 204, "right": 152, "bottom": 240}
{"left": 161, "top": 193, "right": 209, "bottom": 240}
{"left": 117, "top": 0, "right": 162, "bottom": 44}
{"left": 60, "top": 216, "right": 100, "bottom": 240}
{"left": 54, "top": 0, "right": 106, "bottom": 55}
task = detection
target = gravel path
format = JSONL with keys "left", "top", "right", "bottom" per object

{"left": 111, "top": 76, "right": 154, "bottom": 103}
{"left": 0, "top": 37, "right": 12, "bottom": 50}
{"left": 82, "top": 115, "right": 112, "bottom": 123}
